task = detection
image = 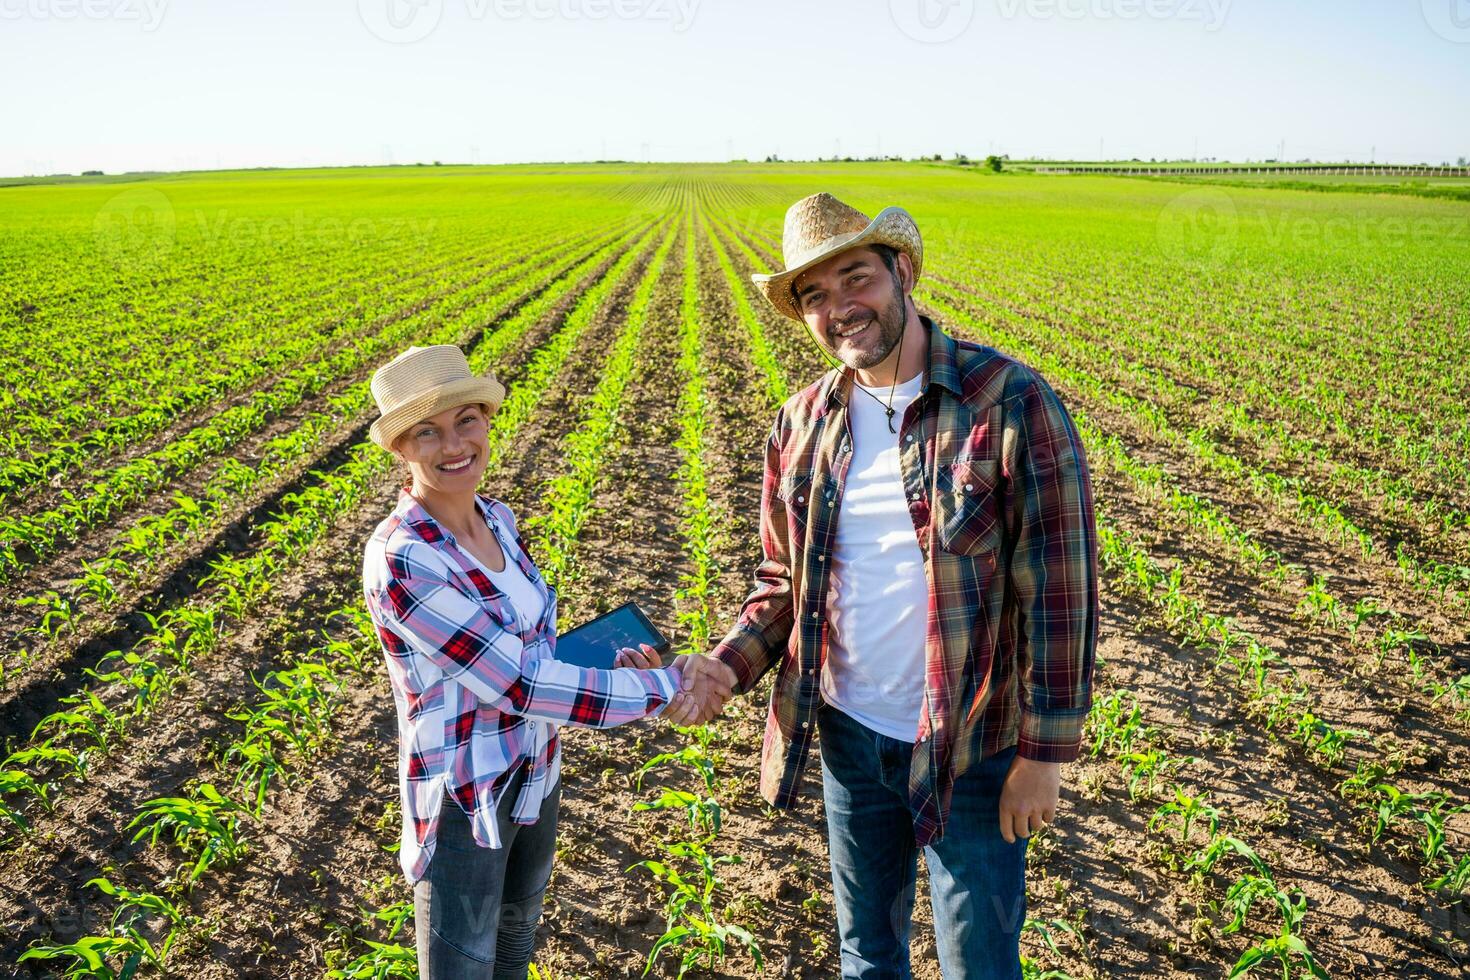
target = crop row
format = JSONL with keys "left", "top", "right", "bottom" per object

{"left": 3, "top": 222, "right": 643, "bottom": 681}
{"left": 0, "top": 223, "right": 618, "bottom": 588}
{"left": 0, "top": 220, "right": 663, "bottom": 837}
{"left": 0, "top": 225, "right": 536, "bottom": 500}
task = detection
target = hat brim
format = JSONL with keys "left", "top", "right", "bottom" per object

{"left": 751, "top": 207, "right": 924, "bottom": 322}
{"left": 370, "top": 376, "right": 507, "bottom": 450}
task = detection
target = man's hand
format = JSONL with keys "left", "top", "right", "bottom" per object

{"left": 998, "top": 755, "right": 1062, "bottom": 844}
{"left": 668, "top": 654, "right": 738, "bottom": 726}
{"left": 611, "top": 647, "right": 737, "bottom": 727}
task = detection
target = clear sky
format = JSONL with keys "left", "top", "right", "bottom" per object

{"left": 2, "top": 0, "right": 1466, "bottom": 176}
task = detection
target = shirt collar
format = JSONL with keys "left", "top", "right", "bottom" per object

{"left": 819, "top": 315, "right": 961, "bottom": 415}
{"left": 394, "top": 487, "right": 500, "bottom": 547}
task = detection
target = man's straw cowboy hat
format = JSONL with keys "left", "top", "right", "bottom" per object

{"left": 752, "top": 192, "right": 924, "bottom": 322}
{"left": 369, "top": 345, "right": 506, "bottom": 450}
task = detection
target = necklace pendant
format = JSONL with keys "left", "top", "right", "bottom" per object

{"left": 885, "top": 406, "right": 896, "bottom": 433}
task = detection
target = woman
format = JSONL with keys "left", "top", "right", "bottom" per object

{"left": 361, "top": 345, "right": 717, "bottom": 979}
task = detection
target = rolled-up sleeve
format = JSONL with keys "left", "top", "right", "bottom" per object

{"left": 712, "top": 416, "right": 795, "bottom": 695}
{"left": 370, "top": 539, "right": 677, "bottom": 727}
{"left": 1007, "top": 374, "right": 1099, "bottom": 763}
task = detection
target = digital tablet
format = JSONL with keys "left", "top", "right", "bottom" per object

{"left": 554, "top": 601, "right": 671, "bottom": 669}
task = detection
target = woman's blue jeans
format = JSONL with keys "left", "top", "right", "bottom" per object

{"left": 413, "top": 765, "right": 560, "bottom": 979}
{"left": 818, "top": 703, "right": 1028, "bottom": 979}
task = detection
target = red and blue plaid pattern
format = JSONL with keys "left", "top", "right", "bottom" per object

{"left": 712, "top": 318, "right": 1098, "bottom": 847}
{"left": 364, "top": 489, "right": 679, "bottom": 884}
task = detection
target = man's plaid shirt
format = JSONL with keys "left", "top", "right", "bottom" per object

{"left": 711, "top": 317, "right": 1098, "bottom": 847}
{"left": 363, "top": 490, "right": 679, "bottom": 884}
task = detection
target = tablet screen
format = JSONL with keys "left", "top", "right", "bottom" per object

{"left": 554, "top": 602, "right": 669, "bottom": 669}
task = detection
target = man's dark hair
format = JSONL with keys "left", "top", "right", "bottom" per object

{"left": 870, "top": 243, "right": 902, "bottom": 280}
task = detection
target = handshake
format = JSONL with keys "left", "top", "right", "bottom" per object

{"left": 613, "top": 644, "right": 738, "bottom": 727}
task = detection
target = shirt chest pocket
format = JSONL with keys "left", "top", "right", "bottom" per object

{"left": 935, "top": 457, "right": 1003, "bottom": 556}
{"left": 778, "top": 472, "right": 820, "bottom": 542}
{"left": 453, "top": 565, "right": 518, "bottom": 629}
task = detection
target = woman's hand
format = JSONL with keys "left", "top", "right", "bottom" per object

{"left": 613, "top": 643, "right": 663, "bottom": 669}
{"left": 615, "top": 644, "right": 697, "bottom": 725}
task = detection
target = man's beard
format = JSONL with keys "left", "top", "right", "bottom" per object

{"left": 828, "top": 282, "right": 907, "bottom": 371}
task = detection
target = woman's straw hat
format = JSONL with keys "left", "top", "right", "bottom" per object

{"left": 752, "top": 192, "right": 924, "bottom": 322}
{"left": 369, "top": 345, "right": 506, "bottom": 450}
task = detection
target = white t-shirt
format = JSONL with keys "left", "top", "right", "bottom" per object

{"left": 456, "top": 510, "right": 548, "bottom": 629}
{"left": 820, "top": 372, "right": 930, "bottom": 742}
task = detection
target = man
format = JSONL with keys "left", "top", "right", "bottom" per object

{"left": 681, "top": 192, "right": 1098, "bottom": 979}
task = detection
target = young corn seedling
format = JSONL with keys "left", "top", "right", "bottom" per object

{"left": 1222, "top": 861, "right": 1328, "bottom": 980}
{"left": 170, "top": 606, "right": 222, "bottom": 668}
{"left": 77, "top": 557, "right": 129, "bottom": 609}
{"left": 635, "top": 788, "right": 723, "bottom": 836}
{"left": 202, "top": 555, "right": 273, "bottom": 619}
{"left": 18, "top": 589, "right": 80, "bottom": 641}
{"left": 634, "top": 837, "right": 761, "bottom": 979}
{"left": 1149, "top": 786, "right": 1221, "bottom": 845}
{"left": 1290, "top": 711, "right": 1359, "bottom": 767}
{"left": 635, "top": 745, "right": 719, "bottom": 796}
{"left": 1346, "top": 597, "right": 1385, "bottom": 639}
{"left": 1427, "top": 854, "right": 1470, "bottom": 898}
{"left": 128, "top": 782, "right": 251, "bottom": 886}
{"left": 1020, "top": 917, "right": 1083, "bottom": 980}
{"left": 326, "top": 939, "right": 418, "bottom": 979}
{"left": 6, "top": 744, "right": 84, "bottom": 783}
{"left": 84, "top": 649, "right": 172, "bottom": 715}
{"left": 224, "top": 736, "right": 289, "bottom": 817}
{"left": 1366, "top": 784, "right": 1444, "bottom": 846}
{"left": 17, "top": 875, "right": 186, "bottom": 979}
{"left": 1294, "top": 575, "right": 1340, "bottom": 628}
{"left": 1119, "top": 748, "right": 1192, "bottom": 803}
{"left": 1428, "top": 674, "right": 1470, "bottom": 724}
{"left": 1087, "top": 690, "right": 1152, "bottom": 758}
{"left": 0, "top": 766, "right": 48, "bottom": 831}
{"left": 32, "top": 693, "right": 126, "bottom": 756}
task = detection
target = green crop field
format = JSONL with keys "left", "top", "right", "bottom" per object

{"left": 1, "top": 162, "right": 1468, "bottom": 978}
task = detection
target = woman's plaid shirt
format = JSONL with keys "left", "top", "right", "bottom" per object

{"left": 363, "top": 490, "right": 679, "bottom": 884}
{"left": 711, "top": 318, "right": 1098, "bottom": 847}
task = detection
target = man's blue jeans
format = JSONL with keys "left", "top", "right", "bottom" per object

{"left": 818, "top": 703, "right": 1028, "bottom": 979}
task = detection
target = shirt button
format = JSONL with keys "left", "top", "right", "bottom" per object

{"left": 811, "top": 611, "right": 820, "bottom": 619}
{"left": 817, "top": 554, "right": 825, "bottom": 561}
{"left": 965, "top": 483, "right": 974, "bottom": 492}
{"left": 905, "top": 434, "right": 914, "bottom": 443}
{"left": 797, "top": 495, "right": 805, "bottom": 503}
